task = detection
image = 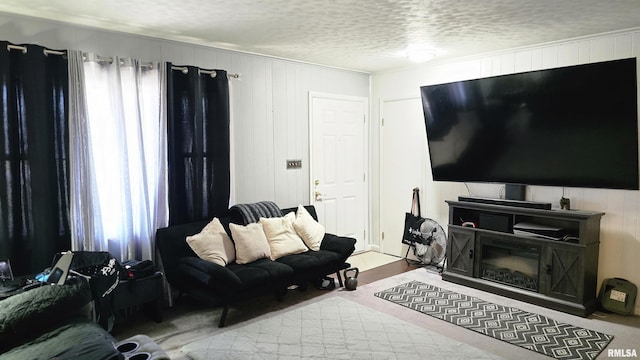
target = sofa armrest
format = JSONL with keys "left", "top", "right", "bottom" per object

{"left": 178, "top": 257, "right": 243, "bottom": 293}
{"left": 156, "top": 221, "right": 209, "bottom": 284}
{"left": 320, "top": 233, "right": 356, "bottom": 260}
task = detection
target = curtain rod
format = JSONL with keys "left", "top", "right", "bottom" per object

{"left": 171, "top": 65, "right": 240, "bottom": 79}
{"left": 82, "top": 53, "right": 155, "bottom": 68}
{"left": 83, "top": 53, "right": 114, "bottom": 64}
{"left": 44, "top": 49, "right": 65, "bottom": 56}
{"left": 6, "top": 44, "right": 236, "bottom": 77}
{"left": 7, "top": 44, "right": 66, "bottom": 56}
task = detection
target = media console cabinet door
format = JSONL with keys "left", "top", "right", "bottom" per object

{"left": 447, "top": 226, "right": 475, "bottom": 277}
{"left": 544, "top": 244, "right": 584, "bottom": 303}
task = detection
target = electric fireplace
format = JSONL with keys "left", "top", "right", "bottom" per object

{"left": 480, "top": 238, "right": 540, "bottom": 292}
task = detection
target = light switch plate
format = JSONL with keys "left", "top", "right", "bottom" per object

{"left": 286, "top": 160, "right": 302, "bottom": 169}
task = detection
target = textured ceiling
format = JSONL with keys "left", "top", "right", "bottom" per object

{"left": 1, "top": 0, "right": 640, "bottom": 72}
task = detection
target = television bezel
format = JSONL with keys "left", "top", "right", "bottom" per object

{"left": 420, "top": 58, "right": 639, "bottom": 191}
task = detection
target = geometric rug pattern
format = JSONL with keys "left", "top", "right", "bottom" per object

{"left": 181, "top": 296, "right": 504, "bottom": 360}
{"left": 375, "top": 281, "right": 613, "bottom": 360}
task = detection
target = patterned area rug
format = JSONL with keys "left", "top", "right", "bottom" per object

{"left": 375, "top": 281, "right": 613, "bottom": 360}
{"left": 181, "top": 296, "right": 503, "bottom": 360}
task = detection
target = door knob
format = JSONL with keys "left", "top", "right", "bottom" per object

{"left": 314, "top": 179, "right": 322, "bottom": 201}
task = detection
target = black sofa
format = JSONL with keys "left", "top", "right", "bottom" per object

{"left": 156, "top": 204, "right": 356, "bottom": 327}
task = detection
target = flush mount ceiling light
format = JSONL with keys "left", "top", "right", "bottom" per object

{"left": 405, "top": 45, "right": 437, "bottom": 63}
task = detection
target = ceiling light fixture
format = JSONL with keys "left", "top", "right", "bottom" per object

{"left": 405, "top": 45, "right": 436, "bottom": 63}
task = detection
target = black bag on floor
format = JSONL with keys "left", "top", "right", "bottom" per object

{"left": 402, "top": 187, "right": 424, "bottom": 245}
{"left": 403, "top": 213, "right": 425, "bottom": 245}
{"left": 63, "top": 251, "right": 122, "bottom": 331}
{"left": 121, "top": 259, "right": 155, "bottom": 280}
{"left": 65, "top": 251, "right": 122, "bottom": 298}
{"left": 599, "top": 278, "right": 637, "bottom": 315}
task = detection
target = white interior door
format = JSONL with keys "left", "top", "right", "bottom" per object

{"left": 310, "top": 93, "right": 367, "bottom": 253}
{"left": 381, "top": 97, "right": 427, "bottom": 257}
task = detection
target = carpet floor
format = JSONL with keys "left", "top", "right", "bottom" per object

{"left": 112, "top": 268, "right": 640, "bottom": 359}
{"left": 375, "top": 281, "right": 612, "bottom": 360}
{"left": 182, "top": 296, "right": 503, "bottom": 360}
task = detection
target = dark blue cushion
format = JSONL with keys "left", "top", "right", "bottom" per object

{"left": 227, "top": 258, "right": 293, "bottom": 290}
{"left": 276, "top": 250, "right": 342, "bottom": 284}
{"left": 178, "top": 257, "right": 243, "bottom": 292}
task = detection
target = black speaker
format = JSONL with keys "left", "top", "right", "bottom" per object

{"left": 478, "top": 213, "right": 512, "bottom": 233}
{"left": 505, "top": 184, "right": 526, "bottom": 201}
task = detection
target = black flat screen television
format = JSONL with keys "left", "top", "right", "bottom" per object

{"left": 421, "top": 58, "right": 639, "bottom": 190}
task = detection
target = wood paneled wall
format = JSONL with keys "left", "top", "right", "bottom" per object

{"left": 0, "top": 13, "right": 370, "bottom": 209}
{"left": 372, "top": 29, "right": 640, "bottom": 314}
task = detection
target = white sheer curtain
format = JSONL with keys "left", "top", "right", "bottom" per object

{"left": 68, "top": 52, "right": 168, "bottom": 261}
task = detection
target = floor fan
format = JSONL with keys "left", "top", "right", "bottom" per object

{"left": 412, "top": 218, "right": 447, "bottom": 268}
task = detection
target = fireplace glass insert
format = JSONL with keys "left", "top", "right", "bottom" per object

{"left": 480, "top": 239, "right": 540, "bottom": 292}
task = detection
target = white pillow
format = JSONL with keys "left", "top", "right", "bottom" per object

{"left": 293, "top": 205, "right": 325, "bottom": 251}
{"left": 229, "top": 222, "right": 271, "bottom": 264}
{"left": 260, "top": 212, "right": 308, "bottom": 260}
{"left": 186, "top": 218, "right": 236, "bottom": 266}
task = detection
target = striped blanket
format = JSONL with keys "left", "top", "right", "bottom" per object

{"left": 229, "top": 201, "right": 283, "bottom": 224}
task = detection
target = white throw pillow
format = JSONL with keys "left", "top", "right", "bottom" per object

{"left": 229, "top": 222, "right": 272, "bottom": 264}
{"left": 186, "top": 217, "right": 236, "bottom": 266}
{"left": 293, "top": 205, "right": 325, "bottom": 251}
{"left": 260, "top": 212, "right": 308, "bottom": 260}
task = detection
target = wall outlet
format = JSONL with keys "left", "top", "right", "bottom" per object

{"left": 286, "top": 160, "right": 302, "bottom": 169}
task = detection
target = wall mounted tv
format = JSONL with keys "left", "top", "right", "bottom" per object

{"left": 421, "top": 58, "right": 639, "bottom": 190}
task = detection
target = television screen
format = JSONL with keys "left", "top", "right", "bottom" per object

{"left": 421, "top": 58, "right": 639, "bottom": 190}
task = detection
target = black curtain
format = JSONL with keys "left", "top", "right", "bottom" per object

{"left": 0, "top": 42, "right": 70, "bottom": 276}
{"left": 166, "top": 64, "right": 230, "bottom": 225}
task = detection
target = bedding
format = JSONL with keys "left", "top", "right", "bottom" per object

{"left": 0, "top": 276, "right": 121, "bottom": 359}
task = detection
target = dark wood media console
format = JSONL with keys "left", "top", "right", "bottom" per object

{"left": 443, "top": 199, "right": 604, "bottom": 317}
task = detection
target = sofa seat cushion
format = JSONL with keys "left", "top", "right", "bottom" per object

{"left": 276, "top": 250, "right": 343, "bottom": 284}
{"left": 178, "top": 257, "right": 243, "bottom": 293}
{"left": 226, "top": 258, "right": 293, "bottom": 291}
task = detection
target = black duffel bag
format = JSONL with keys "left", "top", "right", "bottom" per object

{"left": 120, "top": 259, "right": 155, "bottom": 280}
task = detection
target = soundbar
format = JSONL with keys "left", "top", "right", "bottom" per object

{"left": 458, "top": 196, "right": 552, "bottom": 210}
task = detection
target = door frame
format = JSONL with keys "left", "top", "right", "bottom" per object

{"left": 308, "top": 91, "right": 370, "bottom": 252}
